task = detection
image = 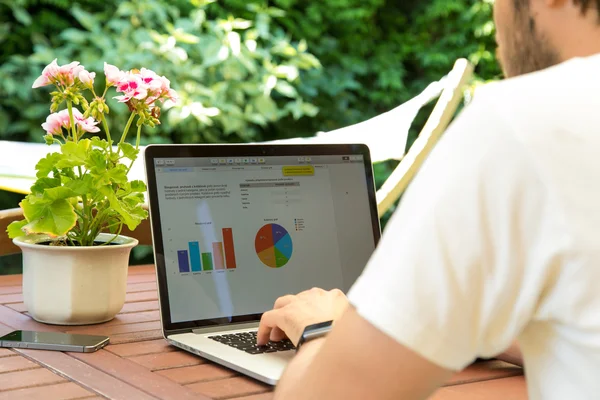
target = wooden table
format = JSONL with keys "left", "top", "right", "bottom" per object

{"left": 0, "top": 265, "right": 528, "bottom": 399}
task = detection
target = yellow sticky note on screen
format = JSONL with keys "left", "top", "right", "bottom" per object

{"left": 282, "top": 166, "right": 315, "bottom": 176}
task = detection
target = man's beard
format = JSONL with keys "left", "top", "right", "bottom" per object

{"left": 498, "top": 9, "right": 561, "bottom": 78}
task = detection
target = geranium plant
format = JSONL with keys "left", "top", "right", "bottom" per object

{"left": 7, "top": 59, "right": 177, "bottom": 246}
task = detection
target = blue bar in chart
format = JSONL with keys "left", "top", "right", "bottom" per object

{"left": 188, "top": 242, "right": 202, "bottom": 272}
{"left": 177, "top": 250, "right": 190, "bottom": 273}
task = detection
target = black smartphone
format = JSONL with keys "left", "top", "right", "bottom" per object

{"left": 0, "top": 330, "right": 109, "bottom": 353}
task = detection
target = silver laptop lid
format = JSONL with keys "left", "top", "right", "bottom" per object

{"left": 144, "top": 144, "right": 381, "bottom": 335}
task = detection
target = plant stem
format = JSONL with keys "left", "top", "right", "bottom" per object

{"left": 120, "top": 112, "right": 136, "bottom": 144}
{"left": 135, "top": 120, "right": 142, "bottom": 149}
{"left": 127, "top": 120, "right": 143, "bottom": 174}
{"left": 103, "top": 223, "right": 123, "bottom": 246}
{"left": 67, "top": 100, "right": 78, "bottom": 143}
{"left": 101, "top": 114, "right": 113, "bottom": 154}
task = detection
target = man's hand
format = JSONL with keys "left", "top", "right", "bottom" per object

{"left": 257, "top": 287, "right": 349, "bottom": 346}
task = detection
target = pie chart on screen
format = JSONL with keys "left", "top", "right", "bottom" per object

{"left": 255, "top": 224, "right": 293, "bottom": 268}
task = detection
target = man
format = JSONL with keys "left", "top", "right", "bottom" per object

{"left": 256, "top": 0, "right": 600, "bottom": 398}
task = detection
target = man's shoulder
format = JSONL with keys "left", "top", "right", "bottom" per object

{"left": 470, "top": 55, "right": 600, "bottom": 137}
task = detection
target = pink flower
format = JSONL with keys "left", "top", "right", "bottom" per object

{"left": 114, "top": 73, "right": 149, "bottom": 103}
{"left": 41, "top": 108, "right": 100, "bottom": 136}
{"left": 57, "top": 61, "right": 84, "bottom": 86}
{"left": 32, "top": 59, "right": 59, "bottom": 88}
{"left": 78, "top": 70, "right": 96, "bottom": 86}
{"left": 32, "top": 59, "right": 92, "bottom": 88}
{"left": 41, "top": 110, "right": 69, "bottom": 135}
{"left": 111, "top": 67, "right": 177, "bottom": 119}
{"left": 104, "top": 63, "right": 125, "bottom": 86}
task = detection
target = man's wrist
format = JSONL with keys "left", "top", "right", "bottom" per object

{"left": 296, "top": 320, "right": 333, "bottom": 351}
{"left": 296, "top": 336, "right": 326, "bottom": 354}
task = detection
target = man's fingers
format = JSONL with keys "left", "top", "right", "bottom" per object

{"left": 257, "top": 309, "right": 282, "bottom": 345}
{"left": 269, "top": 327, "right": 287, "bottom": 342}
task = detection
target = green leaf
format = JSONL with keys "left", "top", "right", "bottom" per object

{"left": 42, "top": 186, "right": 77, "bottom": 202}
{"left": 105, "top": 164, "right": 128, "bottom": 185}
{"left": 12, "top": 7, "right": 32, "bottom": 26}
{"left": 122, "top": 190, "right": 145, "bottom": 203}
{"left": 118, "top": 142, "right": 139, "bottom": 162}
{"left": 274, "top": 81, "right": 297, "bottom": 98}
{"left": 130, "top": 180, "right": 147, "bottom": 193}
{"left": 91, "top": 137, "right": 109, "bottom": 150}
{"left": 253, "top": 96, "right": 278, "bottom": 121}
{"left": 71, "top": 6, "right": 100, "bottom": 33}
{"left": 66, "top": 175, "right": 94, "bottom": 196}
{"left": 101, "top": 187, "right": 144, "bottom": 231}
{"left": 21, "top": 197, "right": 77, "bottom": 237}
{"left": 57, "top": 140, "right": 91, "bottom": 168}
{"left": 7, "top": 220, "right": 27, "bottom": 239}
{"left": 86, "top": 149, "right": 107, "bottom": 172}
{"left": 30, "top": 177, "right": 61, "bottom": 195}
{"left": 35, "top": 153, "right": 62, "bottom": 179}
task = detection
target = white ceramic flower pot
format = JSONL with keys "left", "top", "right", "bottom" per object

{"left": 13, "top": 233, "right": 138, "bottom": 325}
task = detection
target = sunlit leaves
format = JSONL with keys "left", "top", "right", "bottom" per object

{"left": 7, "top": 220, "right": 28, "bottom": 239}
{"left": 21, "top": 197, "right": 77, "bottom": 237}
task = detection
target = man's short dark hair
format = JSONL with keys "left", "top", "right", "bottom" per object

{"left": 515, "top": 0, "right": 600, "bottom": 18}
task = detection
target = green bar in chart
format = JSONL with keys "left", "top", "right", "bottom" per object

{"left": 202, "top": 253, "right": 214, "bottom": 271}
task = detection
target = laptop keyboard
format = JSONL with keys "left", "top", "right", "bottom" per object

{"left": 208, "top": 331, "right": 295, "bottom": 354}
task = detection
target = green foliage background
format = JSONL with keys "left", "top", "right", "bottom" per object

{"left": 0, "top": 0, "right": 500, "bottom": 271}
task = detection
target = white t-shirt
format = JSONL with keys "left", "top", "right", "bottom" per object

{"left": 348, "top": 53, "right": 600, "bottom": 399}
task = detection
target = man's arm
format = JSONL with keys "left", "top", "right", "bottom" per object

{"left": 274, "top": 306, "right": 453, "bottom": 400}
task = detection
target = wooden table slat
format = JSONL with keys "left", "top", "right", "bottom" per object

{"left": 0, "top": 368, "right": 65, "bottom": 392}
{"left": 129, "top": 350, "right": 206, "bottom": 371}
{"left": 66, "top": 310, "right": 160, "bottom": 329}
{"left": 0, "top": 305, "right": 63, "bottom": 332}
{"left": 119, "top": 300, "right": 159, "bottom": 314}
{"left": 65, "top": 320, "right": 161, "bottom": 336}
{"left": 127, "top": 265, "right": 156, "bottom": 275}
{"left": 155, "top": 364, "right": 236, "bottom": 385}
{"left": 0, "top": 382, "right": 95, "bottom": 400}
{"left": 0, "top": 349, "right": 16, "bottom": 358}
{"left": 229, "top": 394, "right": 274, "bottom": 400}
{"left": 0, "top": 285, "right": 22, "bottom": 295}
{"left": 0, "top": 355, "right": 39, "bottom": 373}
{"left": 69, "top": 349, "right": 209, "bottom": 400}
{"left": 0, "top": 323, "right": 14, "bottom": 340}
{"left": 0, "top": 293, "right": 23, "bottom": 304}
{"left": 16, "top": 348, "right": 156, "bottom": 400}
{"left": 125, "top": 290, "right": 158, "bottom": 303}
{"left": 6, "top": 303, "right": 26, "bottom": 313}
{"left": 105, "top": 339, "right": 177, "bottom": 358}
{"left": 187, "top": 376, "right": 271, "bottom": 400}
{"left": 105, "top": 329, "right": 164, "bottom": 344}
{"left": 126, "top": 282, "right": 157, "bottom": 293}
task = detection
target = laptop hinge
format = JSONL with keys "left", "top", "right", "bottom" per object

{"left": 191, "top": 321, "right": 259, "bottom": 335}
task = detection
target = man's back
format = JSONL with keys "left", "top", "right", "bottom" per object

{"left": 487, "top": 54, "right": 600, "bottom": 397}
{"left": 347, "top": 53, "right": 600, "bottom": 399}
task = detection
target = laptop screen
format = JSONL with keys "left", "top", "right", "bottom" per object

{"left": 152, "top": 153, "right": 377, "bottom": 324}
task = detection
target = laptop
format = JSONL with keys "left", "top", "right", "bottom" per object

{"left": 144, "top": 144, "right": 381, "bottom": 385}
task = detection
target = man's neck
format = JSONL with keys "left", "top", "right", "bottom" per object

{"left": 551, "top": 9, "right": 600, "bottom": 62}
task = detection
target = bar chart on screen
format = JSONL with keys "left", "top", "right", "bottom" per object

{"left": 176, "top": 227, "right": 238, "bottom": 273}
